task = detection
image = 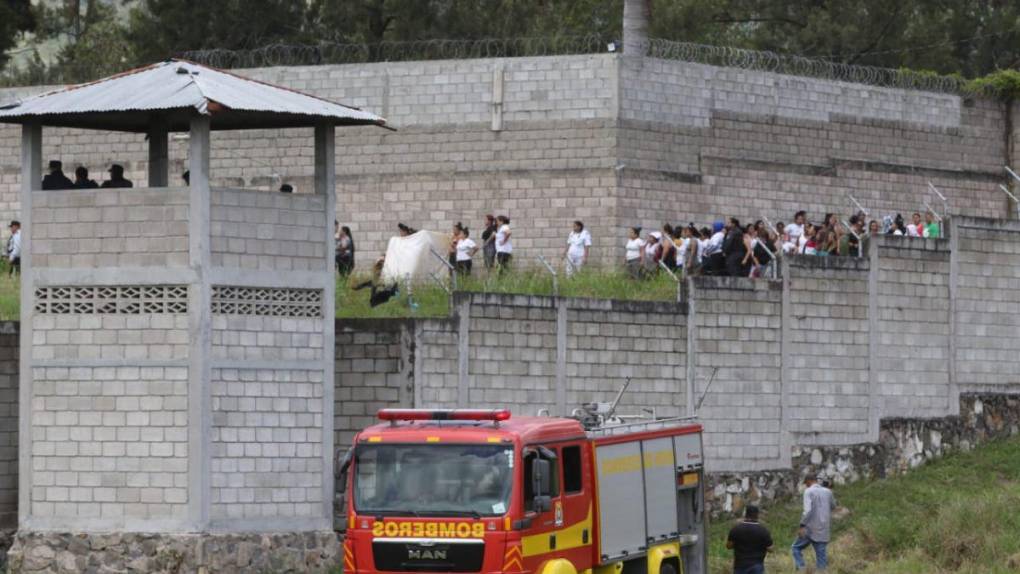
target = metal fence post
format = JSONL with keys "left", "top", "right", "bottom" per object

{"left": 537, "top": 255, "right": 558, "bottom": 297}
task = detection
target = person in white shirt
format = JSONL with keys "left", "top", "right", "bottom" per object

{"left": 454, "top": 227, "right": 478, "bottom": 276}
{"left": 907, "top": 212, "right": 923, "bottom": 237}
{"left": 495, "top": 215, "right": 512, "bottom": 272}
{"left": 6, "top": 220, "right": 20, "bottom": 276}
{"left": 786, "top": 211, "right": 806, "bottom": 244}
{"left": 564, "top": 220, "right": 592, "bottom": 277}
{"left": 624, "top": 227, "right": 645, "bottom": 279}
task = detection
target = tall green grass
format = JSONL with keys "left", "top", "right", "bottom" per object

{"left": 0, "top": 266, "right": 681, "bottom": 321}
{"left": 338, "top": 267, "right": 680, "bottom": 319}
{"left": 709, "top": 436, "right": 1020, "bottom": 574}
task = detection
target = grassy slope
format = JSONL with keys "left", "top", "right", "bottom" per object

{"left": 709, "top": 436, "right": 1020, "bottom": 574}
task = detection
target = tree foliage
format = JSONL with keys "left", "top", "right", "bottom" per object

{"left": 650, "top": 0, "right": 1020, "bottom": 77}
{"left": 0, "top": 0, "right": 35, "bottom": 68}
{"left": 2, "top": 0, "right": 1019, "bottom": 85}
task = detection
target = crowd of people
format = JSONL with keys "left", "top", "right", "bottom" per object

{"left": 40, "top": 160, "right": 133, "bottom": 190}
{"left": 336, "top": 208, "right": 942, "bottom": 284}
{"left": 627, "top": 208, "right": 941, "bottom": 279}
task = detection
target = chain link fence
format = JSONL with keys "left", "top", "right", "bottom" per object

{"left": 648, "top": 38, "right": 975, "bottom": 96}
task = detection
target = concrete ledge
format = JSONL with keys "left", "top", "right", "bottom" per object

{"left": 692, "top": 276, "right": 781, "bottom": 292}
{"left": 787, "top": 254, "right": 870, "bottom": 271}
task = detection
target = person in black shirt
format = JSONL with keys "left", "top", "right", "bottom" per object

{"left": 42, "top": 160, "right": 73, "bottom": 190}
{"left": 481, "top": 214, "right": 497, "bottom": 270}
{"left": 72, "top": 166, "right": 98, "bottom": 189}
{"left": 727, "top": 505, "right": 773, "bottom": 574}
{"left": 100, "top": 164, "right": 133, "bottom": 188}
{"left": 722, "top": 217, "right": 747, "bottom": 277}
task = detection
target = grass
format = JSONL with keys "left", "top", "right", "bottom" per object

{"left": 338, "top": 267, "right": 680, "bottom": 319}
{"left": 0, "top": 266, "right": 18, "bottom": 321}
{"left": 708, "top": 435, "right": 1020, "bottom": 574}
{"left": 0, "top": 266, "right": 679, "bottom": 321}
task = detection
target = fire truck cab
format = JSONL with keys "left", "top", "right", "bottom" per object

{"left": 337, "top": 409, "right": 707, "bottom": 574}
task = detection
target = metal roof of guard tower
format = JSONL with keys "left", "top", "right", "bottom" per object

{"left": 0, "top": 59, "right": 388, "bottom": 132}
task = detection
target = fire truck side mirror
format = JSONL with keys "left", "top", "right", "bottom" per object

{"left": 335, "top": 448, "right": 353, "bottom": 493}
{"left": 533, "top": 459, "right": 552, "bottom": 501}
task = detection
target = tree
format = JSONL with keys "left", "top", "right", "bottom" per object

{"left": 0, "top": 0, "right": 36, "bottom": 69}
{"left": 649, "top": 0, "right": 1020, "bottom": 77}
{"left": 125, "top": 0, "right": 310, "bottom": 63}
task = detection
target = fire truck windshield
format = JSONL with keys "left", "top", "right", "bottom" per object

{"left": 354, "top": 444, "right": 514, "bottom": 517}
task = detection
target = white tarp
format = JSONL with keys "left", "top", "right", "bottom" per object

{"left": 381, "top": 231, "right": 450, "bottom": 284}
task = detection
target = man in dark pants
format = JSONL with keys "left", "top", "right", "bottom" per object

{"left": 722, "top": 217, "right": 747, "bottom": 277}
{"left": 727, "top": 505, "right": 773, "bottom": 574}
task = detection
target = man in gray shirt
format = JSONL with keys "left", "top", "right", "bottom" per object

{"left": 792, "top": 474, "right": 836, "bottom": 571}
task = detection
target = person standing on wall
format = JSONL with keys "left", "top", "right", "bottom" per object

{"left": 792, "top": 474, "right": 837, "bottom": 572}
{"left": 455, "top": 226, "right": 478, "bottom": 276}
{"left": 481, "top": 214, "right": 498, "bottom": 271}
{"left": 727, "top": 504, "right": 773, "bottom": 574}
{"left": 336, "top": 223, "right": 354, "bottom": 276}
{"left": 625, "top": 227, "right": 644, "bottom": 279}
{"left": 6, "top": 220, "right": 21, "bottom": 276}
{"left": 564, "top": 220, "right": 591, "bottom": 276}
{"left": 495, "top": 215, "right": 512, "bottom": 272}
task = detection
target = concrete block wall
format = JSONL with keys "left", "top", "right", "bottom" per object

{"left": 211, "top": 315, "right": 324, "bottom": 362}
{"left": 29, "top": 365, "right": 189, "bottom": 525}
{"left": 31, "top": 188, "right": 189, "bottom": 269}
{"left": 688, "top": 278, "right": 783, "bottom": 471}
{"left": 210, "top": 188, "right": 326, "bottom": 271}
{"left": 875, "top": 238, "right": 951, "bottom": 417}
{"left": 210, "top": 367, "right": 324, "bottom": 521}
{"left": 334, "top": 320, "right": 412, "bottom": 451}
{"left": 31, "top": 314, "right": 190, "bottom": 362}
{"left": 786, "top": 257, "right": 870, "bottom": 439}
{"left": 565, "top": 300, "right": 686, "bottom": 417}
{"left": 2, "top": 53, "right": 1013, "bottom": 268}
{"left": 464, "top": 296, "right": 558, "bottom": 411}
{"left": 953, "top": 218, "right": 1020, "bottom": 390}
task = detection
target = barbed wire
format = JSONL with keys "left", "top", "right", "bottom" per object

{"left": 647, "top": 39, "right": 976, "bottom": 96}
{"left": 178, "top": 36, "right": 610, "bottom": 69}
{"left": 2, "top": 35, "right": 989, "bottom": 97}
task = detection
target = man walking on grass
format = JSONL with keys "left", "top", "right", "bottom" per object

{"left": 793, "top": 473, "right": 836, "bottom": 571}
{"left": 727, "top": 504, "right": 773, "bottom": 574}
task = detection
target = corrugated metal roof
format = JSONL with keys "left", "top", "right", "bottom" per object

{"left": 0, "top": 60, "right": 387, "bottom": 132}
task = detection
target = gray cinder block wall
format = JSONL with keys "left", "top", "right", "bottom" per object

{"left": 1, "top": 52, "right": 1017, "bottom": 267}
{"left": 0, "top": 223, "right": 1018, "bottom": 522}
{"left": 328, "top": 221, "right": 1020, "bottom": 502}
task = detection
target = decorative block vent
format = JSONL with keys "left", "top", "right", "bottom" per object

{"left": 34, "top": 285, "right": 189, "bottom": 314}
{"left": 211, "top": 286, "right": 323, "bottom": 318}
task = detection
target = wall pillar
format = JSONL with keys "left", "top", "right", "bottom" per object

{"left": 17, "top": 124, "right": 40, "bottom": 528}
{"left": 622, "top": 0, "right": 651, "bottom": 57}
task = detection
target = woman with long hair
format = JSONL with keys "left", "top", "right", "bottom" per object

{"left": 336, "top": 224, "right": 355, "bottom": 276}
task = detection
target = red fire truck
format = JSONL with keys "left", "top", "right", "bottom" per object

{"left": 336, "top": 408, "right": 707, "bottom": 574}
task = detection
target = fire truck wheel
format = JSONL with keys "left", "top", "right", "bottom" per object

{"left": 659, "top": 563, "right": 677, "bottom": 574}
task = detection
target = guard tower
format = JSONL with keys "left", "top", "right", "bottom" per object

{"left": 0, "top": 61, "right": 386, "bottom": 571}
